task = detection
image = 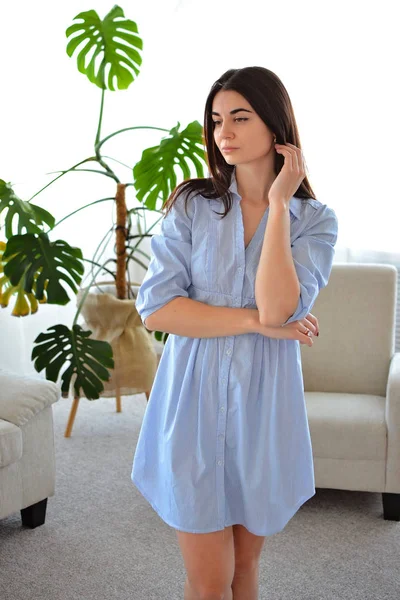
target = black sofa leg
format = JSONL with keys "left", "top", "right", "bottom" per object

{"left": 382, "top": 493, "right": 400, "bottom": 521}
{"left": 20, "top": 498, "right": 48, "bottom": 528}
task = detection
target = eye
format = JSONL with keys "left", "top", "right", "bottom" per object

{"left": 212, "top": 117, "right": 248, "bottom": 126}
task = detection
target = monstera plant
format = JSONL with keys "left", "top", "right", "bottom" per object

{"left": 0, "top": 5, "right": 207, "bottom": 400}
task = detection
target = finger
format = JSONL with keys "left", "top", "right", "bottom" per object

{"left": 299, "top": 331, "right": 313, "bottom": 346}
{"left": 298, "top": 317, "right": 314, "bottom": 333}
{"left": 305, "top": 313, "right": 319, "bottom": 334}
{"left": 293, "top": 149, "right": 300, "bottom": 172}
{"left": 286, "top": 143, "right": 306, "bottom": 175}
{"left": 302, "top": 317, "right": 318, "bottom": 335}
{"left": 278, "top": 144, "right": 301, "bottom": 173}
{"left": 275, "top": 145, "right": 293, "bottom": 169}
{"left": 297, "top": 322, "right": 314, "bottom": 339}
{"left": 284, "top": 143, "right": 301, "bottom": 171}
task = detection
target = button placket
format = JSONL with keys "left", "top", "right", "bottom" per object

{"left": 235, "top": 266, "right": 243, "bottom": 307}
{"left": 216, "top": 333, "right": 236, "bottom": 528}
{"left": 216, "top": 341, "right": 234, "bottom": 527}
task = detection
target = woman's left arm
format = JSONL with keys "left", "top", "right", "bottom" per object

{"left": 255, "top": 203, "right": 300, "bottom": 325}
{"left": 255, "top": 142, "right": 338, "bottom": 326}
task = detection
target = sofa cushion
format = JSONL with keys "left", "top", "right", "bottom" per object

{"left": 301, "top": 264, "right": 396, "bottom": 397}
{"left": 0, "top": 419, "right": 22, "bottom": 467}
{"left": 305, "top": 391, "right": 387, "bottom": 460}
{"left": 0, "top": 369, "right": 60, "bottom": 427}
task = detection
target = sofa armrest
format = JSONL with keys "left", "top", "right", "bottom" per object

{"left": 385, "top": 352, "right": 400, "bottom": 492}
{"left": 0, "top": 369, "right": 60, "bottom": 428}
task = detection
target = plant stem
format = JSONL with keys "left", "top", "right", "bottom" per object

{"left": 95, "top": 125, "right": 170, "bottom": 154}
{"left": 125, "top": 253, "right": 148, "bottom": 271}
{"left": 125, "top": 213, "right": 163, "bottom": 257}
{"left": 80, "top": 258, "right": 116, "bottom": 281}
{"left": 101, "top": 155, "right": 133, "bottom": 170}
{"left": 62, "top": 168, "right": 117, "bottom": 179}
{"left": 46, "top": 197, "right": 115, "bottom": 233}
{"left": 115, "top": 183, "right": 127, "bottom": 299}
{"left": 89, "top": 225, "right": 115, "bottom": 286}
{"left": 96, "top": 158, "right": 119, "bottom": 183}
{"left": 95, "top": 88, "right": 106, "bottom": 148}
{"left": 94, "top": 88, "right": 120, "bottom": 183}
{"left": 28, "top": 157, "right": 97, "bottom": 203}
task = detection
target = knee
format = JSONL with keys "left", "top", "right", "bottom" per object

{"left": 186, "top": 570, "right": 233, "bottom": 599}
{"left": 234, "top": 558, "right": 259, "bottom": 577}
{"left": 191, "top": 584, "right": 232, "bottom": 600}
{"left": 195, "top": 586, "right": 228, "bottom": 600}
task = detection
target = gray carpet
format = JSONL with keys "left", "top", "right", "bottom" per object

{"left": 0, "top": 394, "right": 399, "bottom": 600}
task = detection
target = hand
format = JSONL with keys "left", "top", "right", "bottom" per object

{"left": 268, "top": 142, "right": 307, "bottom": 207}
{"left": 254, "top": 312, "right": 320, "bottom": 347}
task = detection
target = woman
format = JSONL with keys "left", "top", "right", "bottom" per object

{"left": 132, "top": 66, "right": 338, "bottom": 600}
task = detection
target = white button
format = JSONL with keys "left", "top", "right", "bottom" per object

{"left": 238, "top": 267, "right": 243, "bottom": 274}
{"left": 220, "top": 406, "right": 225, "bottom": 412}
{"left": 218, "top": 434, "right": 224, "bottom": 440}
{"left": 226, "top": 348, "right": 232, "bottom": 356}
{"left": 217, "top": 460, "right": 223, "bottom": 466}
{"left": 222, "top": 378, "right": 227, "bottom": 385}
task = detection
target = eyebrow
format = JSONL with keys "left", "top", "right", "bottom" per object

{"left": 211, "top": 108, "right": 253, "bottom": 116}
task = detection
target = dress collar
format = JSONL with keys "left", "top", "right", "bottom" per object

{"left": 228, "top": 168, "right": 303, "bottom": 220}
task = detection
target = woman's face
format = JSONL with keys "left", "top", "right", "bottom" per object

{"left": 211, "top": 89, "right": 275, "bottom": 165}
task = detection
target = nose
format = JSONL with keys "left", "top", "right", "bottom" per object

{"left": 218, "top": 123, "right": 234, "bottom": 141}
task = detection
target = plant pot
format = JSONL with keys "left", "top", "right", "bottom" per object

{"left": 73, "top": 281, "right": 158, "bottom": 398}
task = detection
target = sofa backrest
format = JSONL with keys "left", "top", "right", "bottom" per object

{"left": 301, "top": 263, "right": 397, "bottom": 396}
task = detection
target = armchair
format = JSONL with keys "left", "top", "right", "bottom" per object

{"left": 301, "top": 263, "right": 399, "bottom": 520}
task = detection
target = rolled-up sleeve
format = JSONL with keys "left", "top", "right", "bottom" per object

{"left": 135, "top": 193, "right": 194, "bottom": 329}
{"left": 281, "top": 204, "right": 338, "bottom": 326}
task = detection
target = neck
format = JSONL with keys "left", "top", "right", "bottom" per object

{"left": 234, "top": 163, "right": 276, "bottom": 206}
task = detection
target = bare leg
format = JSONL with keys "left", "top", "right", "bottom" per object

{"left": 183, "top": 576, "right": 197, "bottom": 600}
{"left": 178, "top": 525, "right": 235, "bottom": 600}
{"left": 231, "top": 565, "right": 259, "bottom": 600}
{"left": 183, "top": 576, "right": 233, "bottom": 599}
{"left": 226, "top": 586, "right": 234, "bottom": 599}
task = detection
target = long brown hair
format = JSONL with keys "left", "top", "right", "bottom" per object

{"left": 162, "top": 66, "right": 316, "bottom": 219}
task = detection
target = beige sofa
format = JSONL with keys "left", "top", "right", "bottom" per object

{"left": 0, "top": 369, "right": 60, "bottom": 527}
{"left": 302, "top": 263, "right": 399, "bottom": 520}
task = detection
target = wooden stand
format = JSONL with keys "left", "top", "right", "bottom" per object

{"left": 64, "top": 387, "right": 151, "bottom": 438}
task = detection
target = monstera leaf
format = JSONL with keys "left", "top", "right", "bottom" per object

{"left": 66, "top": 5, "right": 143, "bottom": 91}
{"left": 32, "top": 324, "right": 114, "bottom": 400}
{"left": 133, "top": 120, "right": 207, "bottom": 210}
{"left": 3, "top": 233, "right": 84, "bottom": 305}
{"left": 0, "top": 179, "right": 55, "bottom": 238}
{"left": 0, "top": 240, "right": 47, "bottom": 316}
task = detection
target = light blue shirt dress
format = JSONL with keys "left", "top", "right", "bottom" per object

{"left": 131, "top": 167, "right": 338, "bottom": 536}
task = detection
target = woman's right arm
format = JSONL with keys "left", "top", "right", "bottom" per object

{"left": 145, "top": 297, "right": 317, "bottom": 346}
{"left": 144, "top": 297, "right": 260, "bottom": 338}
